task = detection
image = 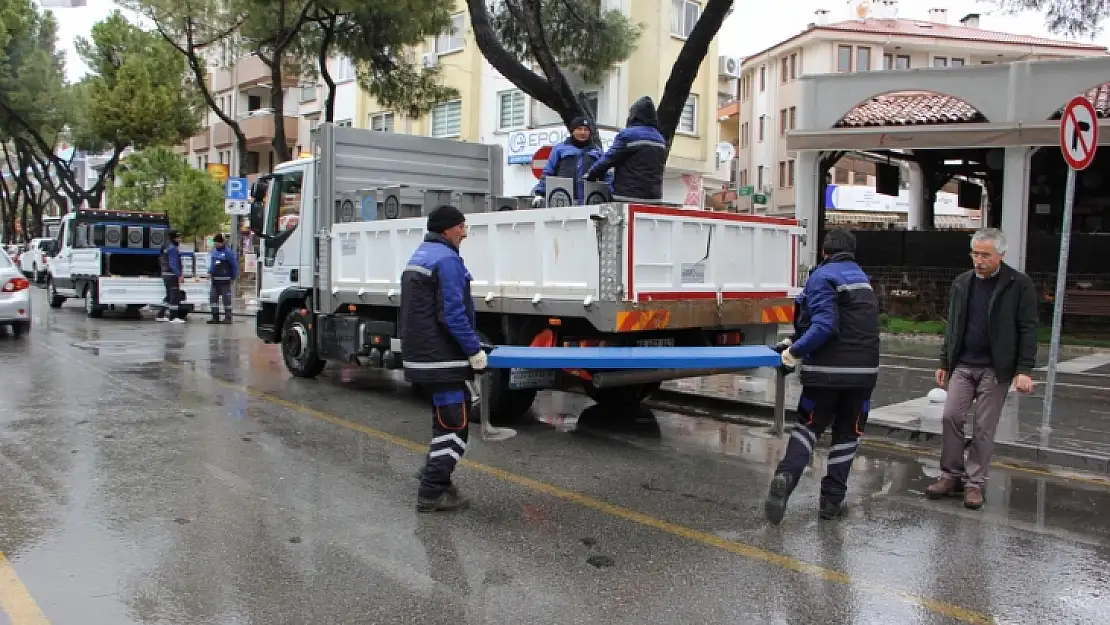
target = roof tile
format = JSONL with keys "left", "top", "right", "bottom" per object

{"left": 836, "top": 92, "right": 985, "bottom": 127}
{"left": 818, "top": 18, "right": 1107, "bottom": 51}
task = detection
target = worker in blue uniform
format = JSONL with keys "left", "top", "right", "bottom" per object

{"left": 764, "top": 228, "right": 881, "bottom": 523}
{"left": 532, "top": 117, "right": 611, "bottom": 207}
{"left": 207, "top": 234, "right": 239, "bottom": 324}
{"left": 156, "top": 230, "right": 185, "bottom": 323}
{"left": 584, "top": 96, "right": 668, "bottom": 201}
{"left": 401, "top": 205, "right": 487, "bottom": 513}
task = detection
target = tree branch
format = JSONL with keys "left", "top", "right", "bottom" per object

{"left": 520, "top": 0, "right": 583, "bottom": 126}
{"left": 656, "top": 0, "right": 733, "bottom": 145}
{"left": 315, "top": 10, "right": 338, "bottom": 122}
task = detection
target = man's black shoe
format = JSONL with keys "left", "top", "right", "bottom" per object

{"left": 416, "top": 489, "right": 470, "bottom": 513}
{"left": 764, "top": 472, "right": 795, "bottom": 525}
{"left": 818, "top": 497, "right": 844, "bottom": 520}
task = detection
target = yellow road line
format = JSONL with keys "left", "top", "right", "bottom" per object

{"left": 177, "top": 365, "right": 995, "bottom": 625}
{"left": 0, "top": 553, "right": 50, "bottom": 625}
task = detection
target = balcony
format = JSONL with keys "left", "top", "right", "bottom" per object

{"left": 211, "top": 109, "right": 299, "bottom": 150}
{"left": 191, "top": 133, "right": 210, "bottom": 152}
{"left": 210, "top": 54, "right": 301, "bottom": 92}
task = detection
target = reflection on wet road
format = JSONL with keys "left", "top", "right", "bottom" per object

{"left": 2, "top": 294, "right": 1110, "bottom": 625}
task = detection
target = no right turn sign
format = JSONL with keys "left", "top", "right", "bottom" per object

{"left": 1060, "top": 96, "right": 1099, "bottom": 170}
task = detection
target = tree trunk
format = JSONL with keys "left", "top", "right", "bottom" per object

{"left": 317, "top": 14, "right": 338, "bottom": 122}
{"left": 268, "top": 57, "right": 291, "bottom": 162}
{"left": 656, "top": 0, "right": 734, "bottom": 146}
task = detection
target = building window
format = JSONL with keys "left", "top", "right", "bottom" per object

{"left": 883, "top": 53, "right": 893, "bottom": 70}
{"left": 778, "top": 161, "right": 787, "bottom": 188}
{"left": 370, "top": 112, "right": 394, "bottom": 132}
{"left": 300, "top": 85, "right": 316, "bottom": 102}
{"left": 741, "top": 122, "right": 749, "bottom": 148}
{"left": 837, "top": 45, "right": 852, "bottom": 72}
{"left": 950, "top": 57, "right": 965, "bottom": 67}
{"left": 582, "top": 90, "right": 600, "bottom": 119}
{"left": 757, "top": 165, "right": 764, "bottom": 189}
{"left": 896, "top": 54, "right": 910, "bottom": 69}
{"left": 331, "top": 56, "right": 355, "bottom": 82}
{"left": 497, "top": 90, "right": 527, "bottom": 130}
{"left": 758, "top": 115, "right": 765, "bottom": 141}
{"left": 779, "top": 108, "right": 788, "bottom": 136}
{"left": 834, "top": 167, "right": 850, "bottom": 184}
{"left": 781, "top": 57, "right": 788, "bottom": 83}
{"left": 431, "top": 99, "right": 462, "bottom": 137}
{"left": 336, "top": 119, "right": 353, "bottom": 127}
{"left": 790, "top": 53, "right": 797, "bottom": 79}
{"left": 678, "top": 94, "right": 698, "bottom": 134}
{"left": 670, "top": 0, "right": 701, "bottom": 39}
{"left": 435, "top": 13, "right": 465, "bottom": 54}
{"left": 759, "top": 65, "right": 766, "bottom": 91}
{"left": 788, "top": 159, "right": 795, "bottom": 187}
{"left": 933, "top": 56, "right": 947, "bottom": 67}
{"left": 856, "top": 46, "right": 871, "bottom": 71}
{"left": 789, "top": 106, "right": 796, "bottom": 131}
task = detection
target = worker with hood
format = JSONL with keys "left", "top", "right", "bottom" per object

{"left": 532, "top": 116, "right": 611, "bottom": 206}
{"left": 585, "top": 96, "right": 668, "bottom": 201}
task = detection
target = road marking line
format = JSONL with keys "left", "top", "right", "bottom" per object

{"left": 1034, "top": 353, "right": 1110, "bottom": 374}
{"left": 0, "top": 553, "right": 50, "bottom": 625}
{"left": 879, "top": 364, "right": 1110, "bottom": 390}
{"left": 173, "top": 364, "right": 995, "bottom": 625}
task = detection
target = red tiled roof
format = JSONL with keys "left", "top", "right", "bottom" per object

{"left": 817, "top": 18, "right": 1108, "bottom": 51}
{"left": 837, "top": 84, "right": 1110, "bottom": 127}
{"left": 836, "top": 92, "right": 985, "bottom": 127}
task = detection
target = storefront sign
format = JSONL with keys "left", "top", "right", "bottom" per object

{"left": 505, "top": 127, "right": 617, "bottom": 165}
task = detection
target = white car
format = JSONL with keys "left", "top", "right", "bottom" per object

{"left": 19, "top": 237, "right": 54, "bottom": 283}
{"left": 0, "top": 249, "right": 32, "bottom": 337}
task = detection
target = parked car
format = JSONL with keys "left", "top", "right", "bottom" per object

{"left": 0, "top": 248, "right": 32, "bottom": 337}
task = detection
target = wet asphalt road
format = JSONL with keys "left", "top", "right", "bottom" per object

{"left": 3, "top": 293, "right": 1110, "bottom": 625}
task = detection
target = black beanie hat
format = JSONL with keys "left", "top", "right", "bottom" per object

{"left": 427, "top": 205, "right": 466, "bottom": 233}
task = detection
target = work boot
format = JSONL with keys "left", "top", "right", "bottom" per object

{"left": 818, "top": 497, "right": 845, "bottom": 520}
{"left": 417, "top": 488, "right": 470, "bottom": 513}
{"left": 963, "top": 486, "right": 984, "bottom": 510}
{"left": 414, "top": 468, "right": 457, "bottom": 496}
{"left": 223, "top": 310, "right": 234, "bottom": 324}
{"left": 764, "top": 472, "right": 796, "bottom": 525}
{"left": 925, "top": 476, "right": 964, "bottom": 499}
{"left": 207, "top": 310, "right": 221, "bottom": 325}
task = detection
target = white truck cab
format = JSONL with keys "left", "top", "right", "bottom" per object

{"left": 46, "top": 209, "right": 210, "bottom": 318}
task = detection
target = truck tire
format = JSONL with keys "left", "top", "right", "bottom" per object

{"left": 47, "top": 280, "right": 65, "bottom": 308}
{"left": 484, "top": 369, "right": 538, "bottom": 425}
{"left": 282, "top": 310, "right": 326, "bottom": 378}
{"left": 584, "top": 382, "right": 661, "bottom": 407}
{"left": 84, "top": 285, "right": 103, "bottom": 318}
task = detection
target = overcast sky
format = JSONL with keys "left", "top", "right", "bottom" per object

{"left": 52, "top": 0, "right": 1110, "bottom": 83}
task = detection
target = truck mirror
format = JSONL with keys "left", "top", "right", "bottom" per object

{"left": 249, "top": 201, "right": 264, "bottom": 236}
{"left": 250, "top": 180, "right": 268, "bottom": 202}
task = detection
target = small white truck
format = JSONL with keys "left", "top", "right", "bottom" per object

{"left": 46, "top": 209, "right": 210, "bottom": 318}
{"left": 249, "top": 124, "right": 803, "bottom": 421}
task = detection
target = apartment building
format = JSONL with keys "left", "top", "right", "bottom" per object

{"left": 358, "top": 0, "right": 730, "bottom": 205}
{"left": 733, "top": 1, "right": 1108, "bottom": 215}
{"left": 178, "top": 41, "right": 361, "bottom": 185}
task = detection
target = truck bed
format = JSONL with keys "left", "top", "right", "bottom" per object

{"left": 327, "top": 203, "right": 803, "bottom": 331}
{"left": 72, "top": 248, "right": 209, "bottom": 278}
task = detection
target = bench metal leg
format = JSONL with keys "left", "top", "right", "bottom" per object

{"left": 471, "top": 372, "right": 516, "bottom": 442}
{"left": 771, "top": 368, "right": 787, "bottom": 435}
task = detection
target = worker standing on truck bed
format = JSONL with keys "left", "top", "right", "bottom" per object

{"left": 207, "top": 234, "right": 238, "bottom": 325}
{"left": 401, "top": 205, "right": 487, "bottom": 513}
{"left": 764, "top": 229, "right": 880, "bottom": 523}
{"left": 156, "top": 230, "right": 185, "bottom": 324}
{"left": 584, "top": 96, "right": 667, "bottom": 201}
{"left": 532, "top": 117, "right": 610, "bottom": 207}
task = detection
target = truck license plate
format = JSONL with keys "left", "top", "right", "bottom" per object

{"left": 636, "top": 338, "right": 675, "bottom": 347}
{"left": 508, "top": 369, "right": 558, "bottom": 390}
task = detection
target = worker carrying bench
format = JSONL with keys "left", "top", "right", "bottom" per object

{"left": 475, "top": 345, "right": 788, "bottom": 441}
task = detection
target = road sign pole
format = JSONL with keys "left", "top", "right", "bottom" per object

{"left": 1040, "top": 167, "right": 1076, "bottom": 434}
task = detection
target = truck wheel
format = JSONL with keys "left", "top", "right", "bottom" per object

{"left": 484, "top": 370, "right": 538, "bottom": 425}
{"left": 584, "top": 382, "right": 661, "bottom": 407}
{"left": 282, "top": 310, "right": 326, "bottom": 378}
{"left": 84, "top": 285, "right": 103, "bottom": 318}
{"left": 48, "top": 280, "right": 65, "bottom": 308}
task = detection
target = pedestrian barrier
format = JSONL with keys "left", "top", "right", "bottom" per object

{"left": 475, "top": 345, "right": 790, "bottom": 441}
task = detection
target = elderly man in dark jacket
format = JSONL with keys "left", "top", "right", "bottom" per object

{"left": 401, "top": 205, "right": 487, "bottom": 513}
{"left": 585, "top": 96, "right": 667, "bottom": 201}
{"left": 927, "top": 228, "right": 1038, "bottom": 510}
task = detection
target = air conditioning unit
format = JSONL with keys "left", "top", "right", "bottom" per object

{"left": 422, "top": 189, "right": 456, "bottom": 216}
{"left": 545, "top": 177, "right": 576, "bottom": 208}
{"left": 761, "top": 184, "right": 775, "bottom": 194}
{"left": 149, "top": 227, "right": 166, "bottom": 248}
{"left": 421, "top": 53, "right": 438, "bottom": 69}
{"left": 335, "top": 190, "right": 369, "bottom": 223}
{"left": 376, "top": 186, "right": 407, "bottom": 219}
{"left": 459, "top": 192, "right": 488, "bottom": 214}
{"left": 125, "top": 226, "right": 145, "bottom": 248}
{"left": 719, "top": 55, "right": 741, "bottom": 79}
{"left": 491, "top": 196, "right": 520, "bottom": 212}
{"left": 104, "top": 225, "right": 123, "bottom": 247}
{"left": 583, "top": 182, "right": 611, "bottom": 206}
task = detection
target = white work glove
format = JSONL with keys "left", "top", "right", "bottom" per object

{"left": 780, "top": 348, "right": 798, "bottom": 369}
{"left": 468, "top": 350, "right": 488, "bottom": 371}
{"left": 531, "top": 195, "right": 544, "bottom": 208}
{"left": 772, "top": 337, "right": 793, "bottom": 354}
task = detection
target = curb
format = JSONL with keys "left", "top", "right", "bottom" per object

{"left": 881, "top": 332, "right": 1110, "bottom": 354}
{"left": 649, "top": 388, "right": 1110, "bottom": 478}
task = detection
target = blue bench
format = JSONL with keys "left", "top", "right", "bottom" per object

{"left": 477, "top": 345, "right": 788, "bottom": 440}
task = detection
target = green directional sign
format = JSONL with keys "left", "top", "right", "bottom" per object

{"left": 753, "top": 193, "right": 767, "bottom": 204}
{"left": 738, "top": 185, "right": 754, "bottom": 197}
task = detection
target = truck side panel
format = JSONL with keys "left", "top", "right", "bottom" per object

{"left": 314, "top": 124, "right": 503, "bottom": 314}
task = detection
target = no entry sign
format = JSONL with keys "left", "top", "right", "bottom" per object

{"left": 1059, "top": 96, "right": 1099, "bottom": 171}
{"left": 531, "top": 145, "right": 552, "bottom": 180}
